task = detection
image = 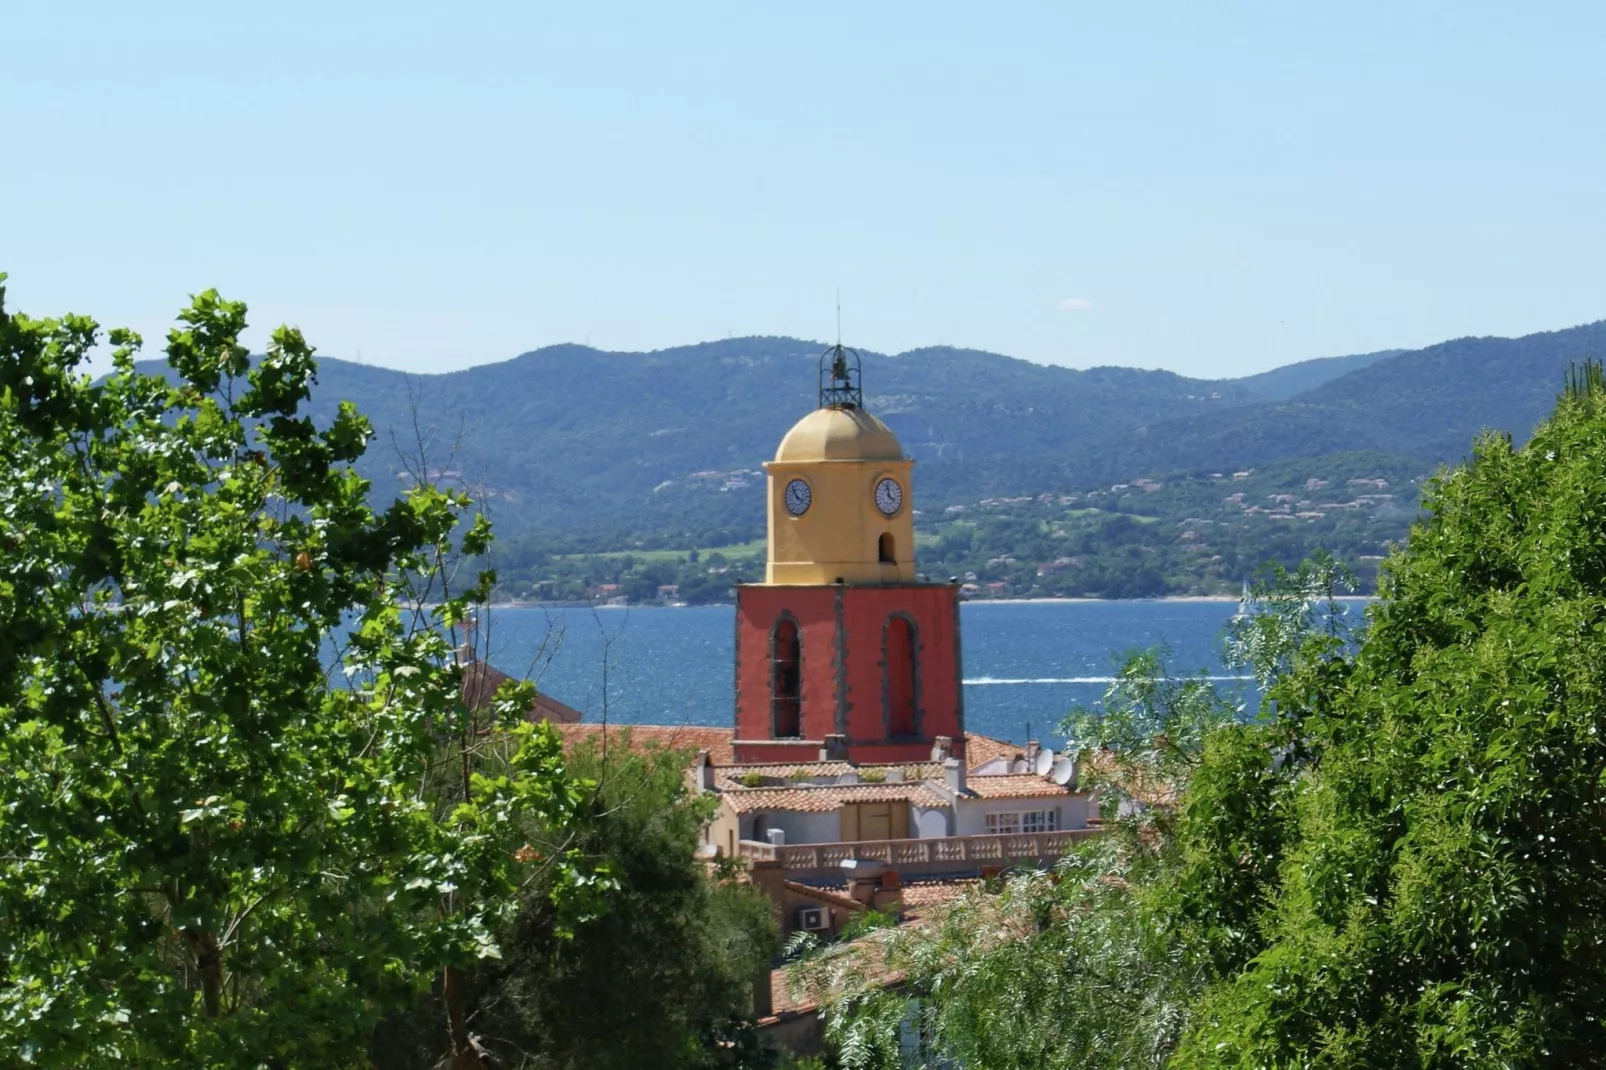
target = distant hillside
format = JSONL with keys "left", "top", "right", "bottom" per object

{"left": 132, "top": 318, "right": 1606, "bottom": 557}
{"left": 148, "top": 337, "right": 1262, "bottom": 543}
{"left": 1062, "top": 321, "right": 1606, "bottom": 489}
{"left": 1231, "top": 349, "right": 1404, "bottom": 401}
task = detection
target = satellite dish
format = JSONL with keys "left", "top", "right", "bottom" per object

{"left": 1011, "top": 759, "right": 1028, "bottom": 773}
{"left": 1034, "top": 748, "right": 1055, "bottom": 777}
{"left": 1050, "top": 757, "right": 1075, "bottom": 786}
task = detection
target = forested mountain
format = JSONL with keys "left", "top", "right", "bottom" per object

{"left": 1230, "top": 348, "right": 1404, "bottom": 400}
{"left": 144, "top": 336, "right": 1267, "bottom": 542}
{"left": 133, "top": 317, "right": 1606, "bottom": 596}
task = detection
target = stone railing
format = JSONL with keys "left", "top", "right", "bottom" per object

{"left": 737, "top": 828, "right": 1100, "bottom": 873}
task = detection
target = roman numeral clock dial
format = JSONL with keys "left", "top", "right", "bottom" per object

{"left": 874, "top": 477, "right": 903, "bottom": 516}
{"left": 784, "top": 479, "right": 812, "bottom": 516}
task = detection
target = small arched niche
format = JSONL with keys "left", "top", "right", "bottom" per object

{"left": 771, "top": 616, "right": 802, "bottom": 738}
{"left": 878, "top": 531, "right": 896, "bottom": 564}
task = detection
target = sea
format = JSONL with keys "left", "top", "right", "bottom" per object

{"left": 473, "top": 599, "right": 1264, "bottom": 748}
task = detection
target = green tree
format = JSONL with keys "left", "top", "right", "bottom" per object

{"left": 788, "top": 559, "right": 1356, "bottom": 1069}
{"left": 373, "top": 733, "right": 780, "bottom": 1069}
{"left": 1175, "top": 369, "right": 1606, "bottom": 1066}
{"left": 0, "top": 279, "right": 596, "bottom": 1066}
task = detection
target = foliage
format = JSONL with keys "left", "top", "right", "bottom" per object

{"left": 791, "top": 555, "right": 1356, "bottom": 1069}
{"left": 1174, "top": 367, "right": 1606, "bottom": 1066}
{"left": 1063, "top": 650, "right": 1243, "bottom": 823}
{"left": 811, "top": 366, "right": 1606, "bottom": 1068}
{"left": 0, "top": 279, "right": 594, "bottom": 1066}
{"left": 372, "top": 734, "right": 780, "bottom": 1069}
{"left": 1223, "top": 551, "right": 1357, "bottom": 689}
{"left": 788, "top": 834, "right": 1202, "bottom": 1070}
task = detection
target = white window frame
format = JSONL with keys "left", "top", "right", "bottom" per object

{"left": 986, "top": 809, "right": 1058, "bottom": 834}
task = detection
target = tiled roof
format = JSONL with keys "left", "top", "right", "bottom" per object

{"left": 459, "top": 655, "right": 585, "bottom": 724}
{"left": 899, "top": 878, "right": 980, "bottom": 920}
{"left": 963, "top": 774, "right": 1074, "bottom": 799}
{"left": 763, "top": 930, "right": 904, "bottom": 1023}
{"left": 783, "top": 880, "right": 865, "bottom": 913}
{"left": 553, "top": 723, "right": 736, "bottom": 765}
{"left": 724, "top": 782, "right": 950, "bottom": 814}
{"left": 1078, "top": 747, "right": 1176, "bottom": 806}
{"left": 767, "top": 966, "right": 818, "bottom": 1019}
{"left": 718, "top": 761, "right": 856, "bottom": 780}
{"left": 964, "top": 732, "right": 1022, "bottom": 768}
{"left": 716, "top": 761, "right": 944, "bottom": 790}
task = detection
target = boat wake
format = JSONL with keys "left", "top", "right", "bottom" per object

{"left": 963, "top": 675, "right": 1254, "bottom": 685}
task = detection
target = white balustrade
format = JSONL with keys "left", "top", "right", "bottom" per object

{"left": 735, "top": 828, "right": 1099, "bottom": 873}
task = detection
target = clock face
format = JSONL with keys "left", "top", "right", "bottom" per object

{"left": 784, "top": 478, "right": 812, "bottom": 516}
{"left": 874, "top": 477, "right": 903, "bottom": 516}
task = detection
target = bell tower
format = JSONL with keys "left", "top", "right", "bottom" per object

{"left": 733, "top": 345, "right": 965, "bottom": 765}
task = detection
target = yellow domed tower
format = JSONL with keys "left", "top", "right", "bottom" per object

{"left": 765, "top": 347, "right": 915, "bottom": 585}
{"left": 733, "top": 344, "right": 966, "bottom": 765}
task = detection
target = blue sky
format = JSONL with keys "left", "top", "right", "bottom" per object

{"left": 4, "top": 1, "right": 1604, "bottom": 378}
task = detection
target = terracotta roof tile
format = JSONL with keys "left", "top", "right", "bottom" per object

{"left": 724, "top": 782, "right": 950, "bottom": 814}
{"left": 899, "top": 878, "right": 980, "bottom": 920}
{"left": 458, "top": 656, "right": 585, "bottom": 724}
{"left": 963, "top": 774, "right": 1074, "bottom": 799}
{"left": 719, "top": 761, "right": 856, "bottom": 780}
{"left": 716, "top": 761, "right": 943, "bottom": 790}
{"left": 553, "top": 723, "right": 736, "bottom": 765}
{"left": 964, "top": 732, "right": 1022, "bottom": 769}
{"left": 783, "top": 880, "right": 865, "bottom": 913}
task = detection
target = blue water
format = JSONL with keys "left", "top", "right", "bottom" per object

{"left": 473, "top": 600, "right": 1255, "bottom": 748}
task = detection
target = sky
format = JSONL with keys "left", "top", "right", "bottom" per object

{"left": 4, "top": 1, "right": 1605, "bottom": 379}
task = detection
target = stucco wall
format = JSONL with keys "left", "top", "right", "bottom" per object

{"left": 912, "top": 804, "right": 953, "bottom": 838}
{"left": 954, "top": 793, "right": 1092, "bottom": 837}
{"left": 748, "top": 809, "right": 842, "bottom": 845}
{"left": 711, "top": 800, "right": 743, "bottom": 857}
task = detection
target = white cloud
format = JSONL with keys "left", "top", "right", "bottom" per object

{"left": 1056, "top": 297, "right": 1096, "bottom": 312}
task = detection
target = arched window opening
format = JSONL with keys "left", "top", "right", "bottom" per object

{"left": 884, "top": 615, "right": 917, "bottom": 738}
{"left": 878, "top": 532, "right": 896, "bottom": 564}
{"left": 771, "top": 617, "right": 802, "bottom": 738}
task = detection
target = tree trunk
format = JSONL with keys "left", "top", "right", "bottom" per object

{"left": 441, "top": 964, "right": 484, "bottom": 1069}
{"left": 185, "top": 928, "right": 224, "bottom": 1018}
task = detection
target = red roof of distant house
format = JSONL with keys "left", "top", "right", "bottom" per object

{"left": 963, "top": 773, "right": 1074, "bottom": 799}
{"left": 553, "top": 723, "right": 737, "bottom": 765}
{"left": 723, "top": 782, "right": 950, "bottom": 814}
{"left": 543, "top": 725, "right": 1025, "bottom": 778}
{"left": 458, "top": 655, "right": 584, "bottom": 725}
{"left": 963, "top": 732, "right": 1022, "bottom": 768}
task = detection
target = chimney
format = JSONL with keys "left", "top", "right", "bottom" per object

{"left": 870, "top": 869, "right": 904, "bottom": 915}
{"left": 696, "top": 751, "right": 716, "bottom": 791}
{"left": 1024, "top": 739, "right": 1041, "bottom": 767}
{"left": 821, "top": 734, "right": 849, "bottom": 761}
{"left": 930, "top": 735, "right": 953, "bottom": 762}
{"left": 944, "top": 757, "right": 966, "bottom": 794}
{"left": 840, "top": 857, "right": 887, "bottom": 906}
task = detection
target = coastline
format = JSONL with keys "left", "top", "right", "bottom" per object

{"left": 487, "top": 594, "right": 1377, "bottom": 609}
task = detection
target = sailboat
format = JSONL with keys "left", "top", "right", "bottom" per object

{"left": 1232, "top": 578, "right": 1250, "bottom": 620}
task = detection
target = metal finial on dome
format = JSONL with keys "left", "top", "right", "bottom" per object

{"left": 818, "top": 343, "right": 862, "bottom": 409}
